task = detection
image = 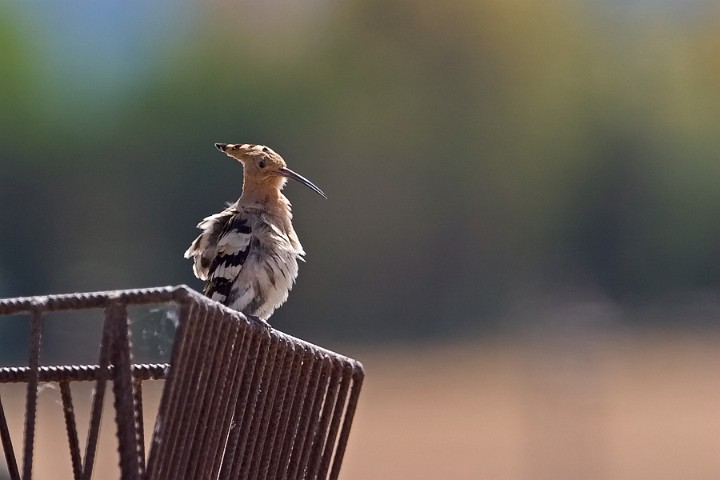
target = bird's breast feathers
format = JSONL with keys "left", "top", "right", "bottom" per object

{"left": 185, "top": 206, "right": 304, "bottom": 318}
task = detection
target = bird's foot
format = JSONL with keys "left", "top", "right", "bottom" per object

{"left": 247, "top": 314, "right": 272, "bottom": 332}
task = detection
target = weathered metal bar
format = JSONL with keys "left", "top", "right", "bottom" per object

{"left": 185, "top": 305, "right": 235, "bottom": 480}
{"left": 289, "top": 357, "right": 332, "bottom": 480}
{"left": 162, "top": 300, "right": 213, "bottom": 480}
{"left": 22, "top": 309, "right": 42, "bottom": 480}
{"left": 0, "top": 285, "right": 364, "bottom": 480}
{"left": 265, "top": 344, "right": 306, "bottom": 480}
{"left": 132, "top": 379, "right": 146, "bottom": 471}
{"left": 307, "top": 361, "right": 345, "bottom": 480}
{"left": 205, "top": 325, "right": 249, "bottom": 480}
{"left": 316, "top": 365, "right": 354, "bottom": 479}
{"left": 217, "top": 329, "right": 266, "bottom": 480}
{"left": 0, "top": 392, "right": 21, "bottom": 480}
{"left": 81, "top": 307, "right": 113, "bottom": 480}
{"left": 277, "top": 347, "right": 320, "bottom": 480}
{"left": 145, "top": 301, "right": 196, "bottom": 479}
{"left": 256, "top": 340, "right": 297, "bottom": 480}
{"left": 0, "top": 286, "right": 181, "bottom": 316}
{"left": 109, "top": 302, "right": 144, "bottom": 480}
{"left": 237, "top": 335, "right": 282, "bottom": 480}
{"left": 329, "top": 363, "right": 365, "bottom": 480}
{"left": 59, "top": 381, "right": 83, "bottom": 480}
{"left": 222, "top": 332, "right": 273, "bottom": 480}
{"left": 0, "top": 364, "right": 168, "bottom": 384}
{"left": 189, "top": 307, "right": 240, "bottom": 480}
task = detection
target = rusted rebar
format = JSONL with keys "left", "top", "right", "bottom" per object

{"left": 0, "top": 285, "right": 364, "bottom": 480}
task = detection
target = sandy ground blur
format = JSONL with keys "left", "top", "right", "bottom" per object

{"left": 341, "top": 332, "right": 720, "bottom": 480}
{"left": 2, "top": 331, "right": 720, "bottom": 479}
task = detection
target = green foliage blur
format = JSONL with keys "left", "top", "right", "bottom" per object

{"left": 1, "top": 0, "right": 720, "bottom": 344}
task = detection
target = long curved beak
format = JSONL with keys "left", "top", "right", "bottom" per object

{"left": 277, "top": 167, "right": 327, "bottom": 199}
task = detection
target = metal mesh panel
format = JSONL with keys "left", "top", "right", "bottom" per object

{"left": 0, "top": 285, "right": 364, "bottom": 480}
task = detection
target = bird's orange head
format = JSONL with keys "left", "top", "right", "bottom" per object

{"left": 215, "top": 143, "right": 326, "bottom": 199}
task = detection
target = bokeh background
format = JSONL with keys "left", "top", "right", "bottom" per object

{"left": 2, "top": 0, "right": 720, "bottom": 478}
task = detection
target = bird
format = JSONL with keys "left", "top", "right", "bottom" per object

{"left": 184, "top": 143, "right": 326, "bottom": 322}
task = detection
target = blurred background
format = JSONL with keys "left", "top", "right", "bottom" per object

{"left": 2, "top": 0, "right": 720, "bottom": 478}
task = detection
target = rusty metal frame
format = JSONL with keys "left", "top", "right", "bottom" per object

{"left": 0, "top": 285, "right": 364, "bottom": 480}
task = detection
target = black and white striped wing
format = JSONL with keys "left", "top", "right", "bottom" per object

{"left": 185, "top": 209, "right": 253, "bottom": 305}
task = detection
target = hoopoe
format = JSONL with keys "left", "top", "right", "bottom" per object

{"left": 184, "top": 143, "right": 325, "bottom": 322}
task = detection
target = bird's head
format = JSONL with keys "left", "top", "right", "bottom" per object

{"left": 215, "top": 143, "right": 326, "bottom": 198}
